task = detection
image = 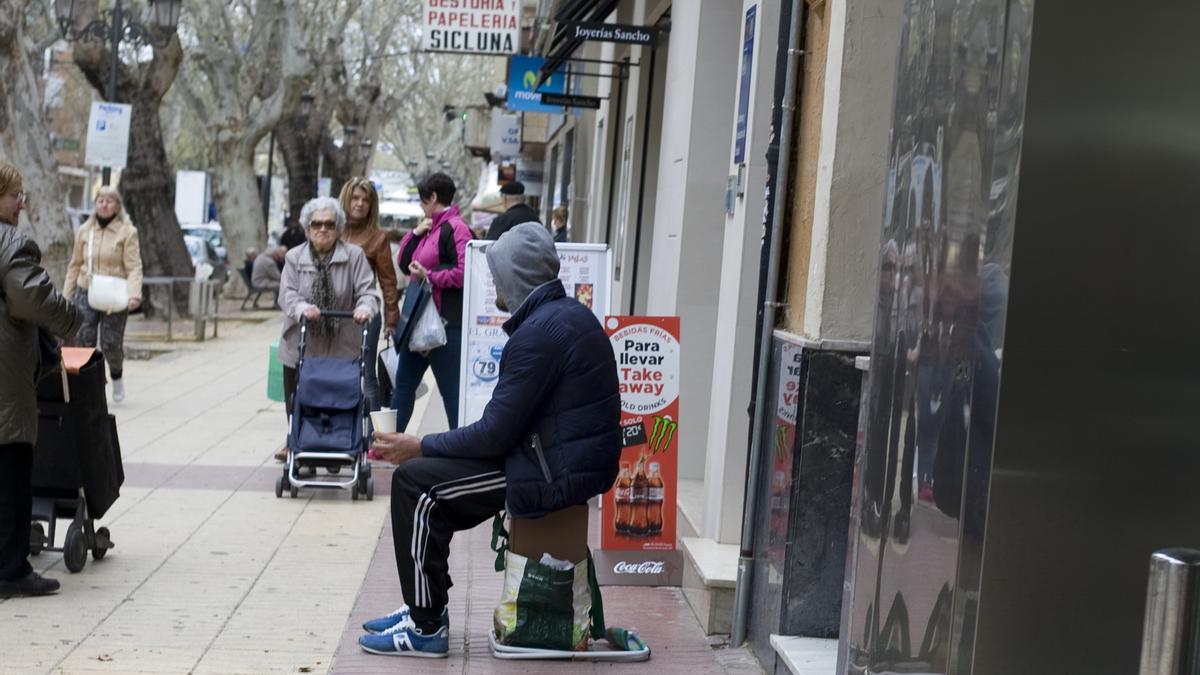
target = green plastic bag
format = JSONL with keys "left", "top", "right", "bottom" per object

{"left": 267, "top": 339, "right": 285, "bottom": 403}
{"left": 491, "top": 514, "right": 606, "bottom": 651}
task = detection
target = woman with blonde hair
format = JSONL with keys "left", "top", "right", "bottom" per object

{"left": 62, "top": 186, "right": 143, "bottom": 402}
{"left": 338, "top": 177, "right": 399, "bottom": 412}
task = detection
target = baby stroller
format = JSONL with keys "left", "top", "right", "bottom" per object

{"left": 30, "top": 348, "right": 122, "bottom": 573}
{"left": 276, "top": 310, "right": 374, "bottom": 501}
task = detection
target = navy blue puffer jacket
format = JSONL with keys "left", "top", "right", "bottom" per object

{"left": 420, "top": 280, "right": 621, "bottom": 517}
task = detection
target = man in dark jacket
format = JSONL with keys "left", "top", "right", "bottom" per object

{"left": 485, "top": 181, "right": 540, "bottom": 241}
{"left": 0, "top": 161, "right": 83, "bottom": 598}
{"left": 361, "top": 223, "right": 620, "bottom": 658}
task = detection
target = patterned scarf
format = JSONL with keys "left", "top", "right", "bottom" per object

{"left": 308, "top": 244, "right": 336, "bottom": 337}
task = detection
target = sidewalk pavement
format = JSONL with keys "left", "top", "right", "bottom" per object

{"left": 0, "top": 313, "right": 760, "bottom": 675}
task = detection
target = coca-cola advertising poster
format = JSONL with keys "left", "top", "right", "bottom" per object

{"left": 595, "top": 316, "right": 684, "bottom": 587}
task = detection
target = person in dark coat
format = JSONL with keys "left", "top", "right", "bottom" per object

{"left": 0, "top": 160, "right": 83, "bottom": 598}
{"left": 278, "top": 216, "right": 307, "bottom": 250}
{"left": 359, "top": 223, "right": 621, "bottom": 658}
{"left": 485, "top": 181, "right": 540, "bottom": 241}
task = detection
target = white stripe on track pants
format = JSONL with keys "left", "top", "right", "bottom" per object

{"left": 390, "top": 456, "right": 507, "bottom": 622}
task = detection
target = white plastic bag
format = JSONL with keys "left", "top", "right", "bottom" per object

{"left": 408, "top": 296, "right": 447, "bottom": 353}
{"left": 378, "top": 338, "right": 399, "bottom": 387}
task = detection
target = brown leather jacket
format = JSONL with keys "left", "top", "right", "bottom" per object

{"left": 343, "top": 227, "right": 399, "bottom": 329}
{"left": 0, "top": 223, "right": 83, "bottom": 445}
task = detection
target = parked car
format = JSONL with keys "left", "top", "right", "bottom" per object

{"left": 65, "top": 207, "right": 90, "bottom": 233}
{"left": 183, "top": 234, "right": 228, "bottom": 283}
{"left": 181, "top": 222, "right": 228, "bottom": 265}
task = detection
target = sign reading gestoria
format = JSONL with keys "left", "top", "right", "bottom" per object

{"left": 564, "top": 21, "right": 659, "bottom": 46}
{"left": 423, "top": 0, "right": 520, "bottom": 55}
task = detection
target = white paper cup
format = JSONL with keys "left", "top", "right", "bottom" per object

{"left": 370, "top": 409, "right": 397, "bottom": 434}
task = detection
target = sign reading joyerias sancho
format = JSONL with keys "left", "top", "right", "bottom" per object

{"left": 595, "top": 316, "right": 683, "bottom": 587}
{"left": 423, "top": 0, "right": 520, "bottom": 55}
{"left": 565, "top": 21, "right": 660, "bottom": 46}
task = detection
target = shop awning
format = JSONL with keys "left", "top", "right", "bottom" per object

{"left": 535, "top": 0, "right": 621, "bottom": 87}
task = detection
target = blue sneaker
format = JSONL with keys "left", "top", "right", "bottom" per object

{"left": 359, "top": 625, "right": 449, "bottom": 658}
{"left": 362, "top": 605, "right": 449, "bottom": 634}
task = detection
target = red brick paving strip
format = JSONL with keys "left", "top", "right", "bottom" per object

{"left": 330, "top": 496, "right": 726, "bottom": 674}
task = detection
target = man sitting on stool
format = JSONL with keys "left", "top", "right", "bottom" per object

{"left": 363, "top": 223, "right": 620, "bottom": 658}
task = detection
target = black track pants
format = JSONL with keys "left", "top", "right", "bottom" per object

{"left": 390, "top": 457, "right": 506, "bottom": 620}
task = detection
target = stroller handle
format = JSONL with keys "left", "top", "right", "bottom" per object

{"left": 296, "top": 309, "right": 372, "bottom": 366}
{"left": 302, "top": 309, "right": 358, "bottom": 321}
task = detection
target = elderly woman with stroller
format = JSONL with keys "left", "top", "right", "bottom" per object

{"left": 0, "top": 160, "right": 83, "bottom": 598}
{"left": 275, "top": 196, "right": 379, "bottom": 459}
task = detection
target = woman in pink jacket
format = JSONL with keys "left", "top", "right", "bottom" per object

{"left": 391, "top": 173, "right": 472, "bottom": 430}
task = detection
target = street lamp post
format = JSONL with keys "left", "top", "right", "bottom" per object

{"left": 55, "top": 0, "right": 182, "bottom": 186}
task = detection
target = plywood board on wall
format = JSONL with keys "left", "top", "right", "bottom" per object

{"left": 782, "top": 2, "right": 830, "bottom": 335}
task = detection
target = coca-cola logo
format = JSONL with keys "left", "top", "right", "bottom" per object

{"left": 613, "top": 561, "right": 666, "bottom": 575}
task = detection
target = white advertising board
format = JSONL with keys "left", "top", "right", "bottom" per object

{"left": 458, "top": 241, "right": 612, "bottom": 427}
{"left": 489, "top": 112, "right": 521, "bottom": 158}
{"left": 423, "top": 0, "right": 520, "bottom": 55}
{"left": 174, "top": 170, "right": 210, "bottom": 225}
{"left": 84, "top": 102, "right": 132, "bottom": 169}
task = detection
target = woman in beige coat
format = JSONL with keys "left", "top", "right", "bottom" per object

{"left": 62, "top": 186, "right": 143, "bottom": 402}
{"left": 276, "top": 197, "right": 379, "bottom": 459}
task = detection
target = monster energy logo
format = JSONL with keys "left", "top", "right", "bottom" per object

{"left": 774, "top": 424, "right": 790, "bottom": 462}
{"left": 649, "top": 416, "right": 677, "bottom": 453}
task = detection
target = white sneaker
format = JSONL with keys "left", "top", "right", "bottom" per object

{"left": 112, "top": 378, "right": 125, "bottom": 403}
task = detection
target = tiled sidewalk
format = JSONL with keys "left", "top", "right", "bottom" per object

{"left": 331, "top": 508, "right": 736, "bottom": 674}
{"left": 1, "top": 313, "right": 760, "bottom": 674}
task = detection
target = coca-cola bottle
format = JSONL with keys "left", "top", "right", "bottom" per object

{"left": 630, "top": 457, "right": 648, "bottom": 536}
{"left": 647, "top": 462, "right": 664, "bottom": 536}
{"left": 614, "top": 462, "right": 632, "bottom": 535}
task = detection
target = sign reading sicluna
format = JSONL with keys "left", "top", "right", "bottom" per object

{"left": 595, "top": 316, "right": 683, "bottom": 587}
{"left": 423, "top": 0, "right": 520, "bottom": 55}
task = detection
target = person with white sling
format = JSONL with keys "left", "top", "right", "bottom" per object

{"left": 62, "top": 186, "right": 143, "bottom": 403}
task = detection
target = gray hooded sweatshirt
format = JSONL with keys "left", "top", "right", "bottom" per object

{"left": 485, "top": 222, "right": 560, "bottom": 314}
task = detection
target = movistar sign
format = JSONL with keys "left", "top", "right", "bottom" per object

{"left": 507, "top": 55, "right": 568, "bottom": 114}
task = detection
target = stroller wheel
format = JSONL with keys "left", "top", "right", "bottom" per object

{"left": 366, "top": 477, "right": 375, "bottom": 501}
{"left": 328, "top": 465, "right": 341, "bottom": 475}
{"left": 29, "top": 523, "right": 45, "bottom": 556}
{"left": 275, "top": 475, "right": 285, "bottom": 499}
{"left": 351, "top": 484, "right": 360, "bottom": 501}
{"left": 64, "top": 524, "right": 87, "bottom": 573}
{"left": 92, "top": 527, "right": 113, "bottom": 561}
{"left": 290, "top": 485, "right": 299, "bottom": 498}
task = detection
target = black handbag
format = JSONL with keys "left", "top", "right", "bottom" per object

{"left": 392, "top": 282, "right": 432, "bottom": 351}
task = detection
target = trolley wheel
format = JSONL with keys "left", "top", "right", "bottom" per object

{"left": 275, "top": 475, "right": 285, "bottom": 498}
{"left": 29, "top": 523, "right": 45, "bottom": 556}
{"left": 366, "top": 477, "right": 374, "bottom": 501}
{"left": 290, "top": 485, "right": 299, "bottom": 499}
{"left": 92, "top": 527, "right": 112, "bottom": 561}
{"left": 64, "top": 524, "right": 87, "bottom": 573}
{"left": 328, "top": 464, "right": 341, "bottom": 475}
{"left": 351, "top": 484, "right": 360, "bottom": 501}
